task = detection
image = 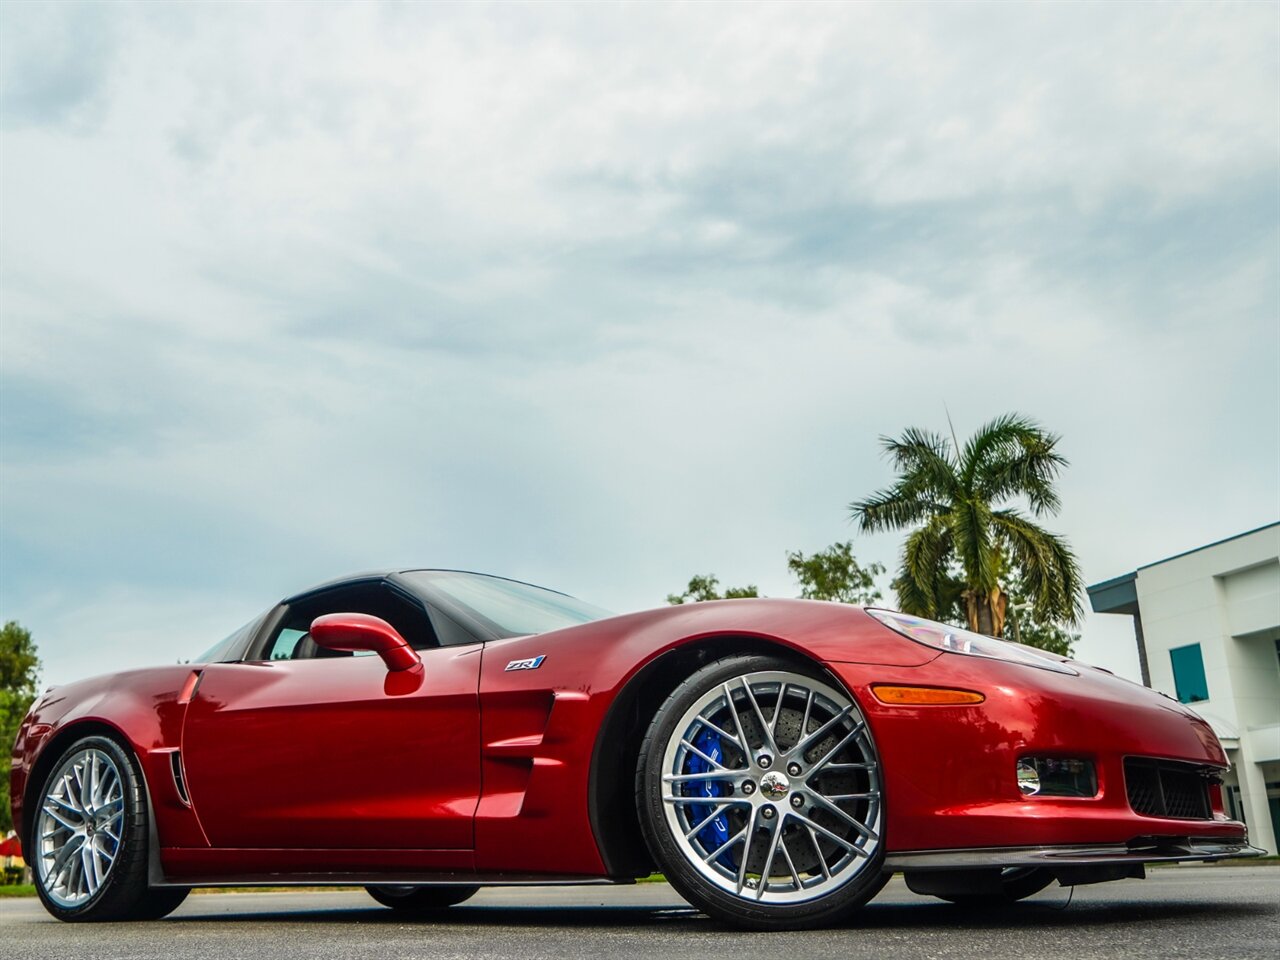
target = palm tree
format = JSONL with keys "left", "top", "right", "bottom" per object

{"left": 850, "top": 414, "right": 1082, "bottom": 638}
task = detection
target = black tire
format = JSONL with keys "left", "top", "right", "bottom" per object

{"left": 29, "top": 735, "right": 187, "bottom": 921}
{"left": 126, "top": 886, "right": 191, "bottom": 920}
{"left": 934, "top": 868, "right": 1055, "bottom": 906}
{"left": 365, "top": 885, "right": 479, "bottom": 913}
{"left": 637, "top": 654, "right": 889, "bottom": 930}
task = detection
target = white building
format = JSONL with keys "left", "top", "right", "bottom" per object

{"left": 1088, "top": 523, "right": 1280, "bottom": 854}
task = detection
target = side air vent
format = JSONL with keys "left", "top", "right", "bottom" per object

{"left": 170, "top": 751, "right": 191, "bottom": 806}
{"left": 177, "top": 669, "right": 204, "bottom": 704}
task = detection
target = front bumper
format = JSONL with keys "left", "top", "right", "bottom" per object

{"left": 826, "top": 654, "right": 1249, "bottom": 852}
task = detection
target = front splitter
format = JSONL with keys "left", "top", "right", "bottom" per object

{"left": 884, "top": 837, "right": 1264, "bottom": 871}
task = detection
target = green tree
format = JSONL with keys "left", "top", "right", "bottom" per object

{"left": 786, "top": 542, "right": 885, "bottom": 604}
{"left": 1, "top": 621, "right": 41, "bottom": 835}
{"left": 1004, "top": 563, "right": 1079, "bottom": 657}
{"left": 850, "top": 413, "right": 1083, "bottom": 638}
{"left": 896, "top": 546, "right": 1080, "bottom": 656}
{"left": 666, "top": 574, "right": 759, "bottom": 604}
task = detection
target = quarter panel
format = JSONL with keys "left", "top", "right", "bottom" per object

{"left": 471, "top": 599, "right": 928, "bottom": 876}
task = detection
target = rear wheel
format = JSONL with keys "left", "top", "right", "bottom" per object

{"left": 30, "top": 735, "right": 187, "bottom": 921}
{"left": 637, "top": 655, "right": 888, "bottom": 930}
{"left": 365, "top": 885, "right": 478, "bottom": 914}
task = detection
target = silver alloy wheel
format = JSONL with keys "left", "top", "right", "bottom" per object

{"left": 37, "top": 748, "right": 125, "bottom": 907}
{"left": 660, "top": 670, "right": 882, "bottom": 905}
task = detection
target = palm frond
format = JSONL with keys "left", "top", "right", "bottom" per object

{"left": 850, "top": 487, "right": 946, "bottom": 533}
{"left": 959, "top": 413, "right": 1025, "bottom": 485}
{"left": 851, "top": 426, "right": 959, "bottom": 533}
{"left": 991, "top": 508, "right": 1084, "bottom": 625}
{"left": 881, "top": 428, "right": 959, "bottom": 496}
{"left": 894, "top": 517, "right": 953, "bottom": 618}
{"left": 946, "top": 501, "right": 999, "bottom": 592}
{"left": 968, "top": 415, "right": 1068, "bottom": 516}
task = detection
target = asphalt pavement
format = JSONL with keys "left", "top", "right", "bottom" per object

{"left": 2, "top": 866, "right": 1276, "bottom": 960}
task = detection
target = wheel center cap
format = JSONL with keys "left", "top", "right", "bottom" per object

{"left": 759, "top": 771, "right": 790, "bottom": 800}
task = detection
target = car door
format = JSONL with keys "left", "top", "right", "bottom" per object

{"left": 180, "top": 580, "right": 481, "bottom": 860}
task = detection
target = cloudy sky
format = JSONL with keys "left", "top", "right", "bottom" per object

{"left": 1, "top": 1, "right": 1277, "bottom": 686}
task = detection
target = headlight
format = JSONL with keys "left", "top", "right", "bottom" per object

{"left": 866, "top": 608, "right": 1077, "bottom": 675}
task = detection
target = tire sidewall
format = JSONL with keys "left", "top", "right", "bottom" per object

{"left": 637, "top": 654, "right": 888, "bottom": 929}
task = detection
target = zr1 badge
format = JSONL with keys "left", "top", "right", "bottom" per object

{"left": 505, "top": 655, "right": 546, "bottom": 672}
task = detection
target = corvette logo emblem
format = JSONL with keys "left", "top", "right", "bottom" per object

{"left": 505, "top": 655, "right": 546, "bottom": 672}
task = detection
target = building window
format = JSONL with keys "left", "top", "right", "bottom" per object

{"left": 1226, "top": 785, "right": 1246, "bottom": 824}
{"left": 1169, "top": 643, "right": 1209, "bottom": 703}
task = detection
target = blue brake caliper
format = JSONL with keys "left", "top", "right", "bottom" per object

{"left": 686, "top": 728, "right": 731, "bottom": 856}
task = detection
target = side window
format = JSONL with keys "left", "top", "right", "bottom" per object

{"left": 266, "top": 628, "right": 307, "bottom": 661}
{"left": 255, "top": 581, "right": 439, "bottom": 661}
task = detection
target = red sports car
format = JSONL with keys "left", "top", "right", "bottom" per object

{"left": 9, "top": 570, "right": 1259, "bottom": 929}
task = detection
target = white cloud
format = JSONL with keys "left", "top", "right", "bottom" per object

{"left": 1, "top": 1, "right": 1276, "bottom": 683}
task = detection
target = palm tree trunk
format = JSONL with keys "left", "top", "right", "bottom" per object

{"left": 963, "top": 588, "right": 1008, "bottom": 638}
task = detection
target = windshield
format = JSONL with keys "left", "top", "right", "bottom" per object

{"left": 194, "top": 616, "right": 261, "bottom": 663}
{"left": 400, "top": 570, "right": 612, "bottom": 638}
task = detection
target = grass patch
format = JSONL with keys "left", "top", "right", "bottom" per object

{"left": 0, "top": 884, "right": 35, "bottom": 898}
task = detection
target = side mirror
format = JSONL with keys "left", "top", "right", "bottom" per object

{"left": 310, "top": 613, "right": 422, "bottom": 672}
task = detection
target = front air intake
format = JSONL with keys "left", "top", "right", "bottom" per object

{"left": 1124, "top": 757, "right": 1212, "bottom": 820}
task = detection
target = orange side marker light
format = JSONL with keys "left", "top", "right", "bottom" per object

{"left": 871, "top": 685, "right": 985, "bottom": 705}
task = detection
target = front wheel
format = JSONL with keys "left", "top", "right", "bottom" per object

{"left": 365, "top": 885, "right": 478, "bottom": 914}
{"left": 637, "top": 655, "right": 888, "bottom": 930}
{"left": 30, "top": 735, "right": 187, "bottom": 921}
